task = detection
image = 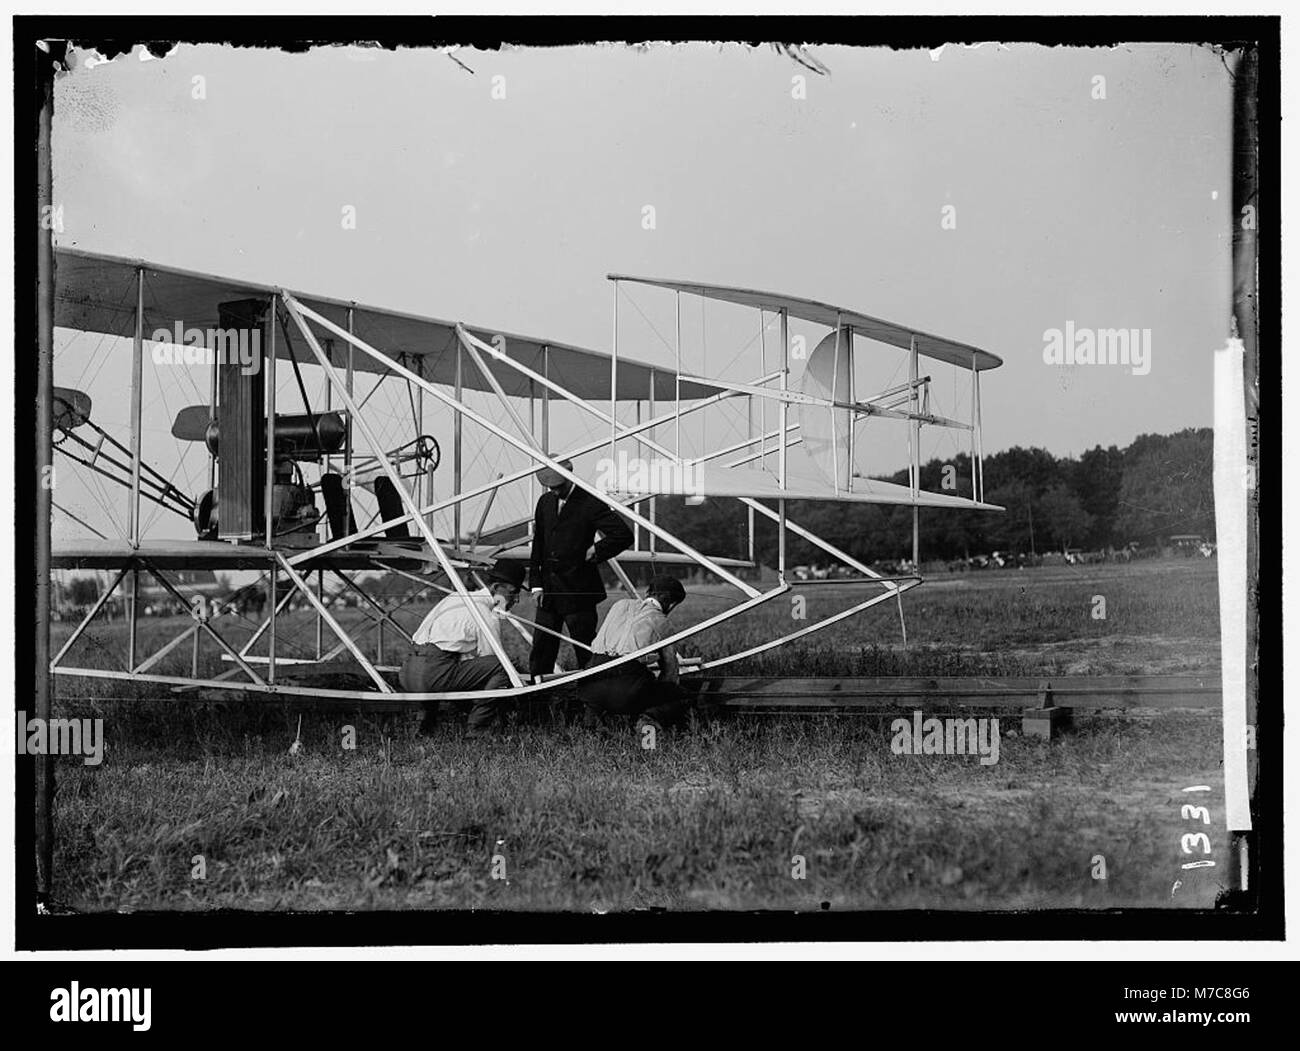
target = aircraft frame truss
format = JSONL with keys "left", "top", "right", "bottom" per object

{"left": 49, "top": 254, "right": 1008, "bottom": 702}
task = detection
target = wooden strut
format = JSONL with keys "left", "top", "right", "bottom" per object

{"left": 450, "top": 323, "right": 914, "bottom": 627}
{"left": 282, "top": 295, "right": 523, "bottom": 689}
{"left": 61, "top": 299, "right": 878, "bottom": 702}
{"left": 284, "top": 378, "right": 763, "bottom": 564}
{"left": 51, "top": 292, "right": 985, "bottom": 710}
{"left": 290, "top": 299, "right": 759, "bottom": 598}
{"left": 288, "top": 301, "right": 915, "bottom": 678}
{"left": 454, "top": 319, "right": 909, "bottom": 605}
{"left": 138, "top": 561, "right": 264, "bottom": 685}
{"left": 55, "top": 583, "right": 788, "bottom": 702}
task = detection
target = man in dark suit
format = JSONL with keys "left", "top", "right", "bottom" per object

{"left": 528, "top": 458, "right": 633, "bottom": 679}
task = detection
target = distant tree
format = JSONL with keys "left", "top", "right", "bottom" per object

{"left": 923, "top": 508, "right": 974, "bottom": 560}
{"left": 982, "top": 479, "right": 1035, "bottom": 553}
{"left": 1074, "top": 444, "right": 1125, "bottom": 547}
{"left": 67, "top": 577, "right": 100, "bottom": 607}
{"left": 655, "top": 495, "right": 750, "bottom": 562}
{"left": 1114, "top": 429, "right": 1215, "bottom": 544}
{"left": 1038, "top": 483, "right": 1093, "bottom": 552}
{"left": 983, "top": 446, "right": 1061, "bottom": 497}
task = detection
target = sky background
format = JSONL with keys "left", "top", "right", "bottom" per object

{"left": 51, "top": 40, "right": 1235, "bottom": 544}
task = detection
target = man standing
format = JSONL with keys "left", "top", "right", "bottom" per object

{"left": 576, "top": 574, "right": 692, "bottom": 731}
{"left": 400, "top": 560, "right": 525, "bottom": 736}
{"left": 527, "top": 458, "right": 633, "bottom": 678}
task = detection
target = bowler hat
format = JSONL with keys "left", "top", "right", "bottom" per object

{"left": 537, "top": 457, "right": 574, "bottom": 488}
{"left": 487, "top": 560, "right": 527, "bottom": 590}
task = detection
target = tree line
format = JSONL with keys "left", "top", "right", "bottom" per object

{"left": 650, "top": 427, "right": 1215, "bottom": 565}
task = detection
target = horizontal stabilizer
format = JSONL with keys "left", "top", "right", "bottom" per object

{"left": 172, "top": 404, "right": 211, "bottom": 441}
{"left": 53, "top": 386, "right": 92, "bottom": 431}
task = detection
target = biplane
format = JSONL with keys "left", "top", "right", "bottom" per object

{"left": 48, "top": 248, "right": 1002, "bottom": 703}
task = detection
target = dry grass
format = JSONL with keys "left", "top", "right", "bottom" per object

{"left": 51, "top": 710, "right": 1225, "bottom": 911}
{"left": 48, "top": 559, "right": 1226, "bottom": 913}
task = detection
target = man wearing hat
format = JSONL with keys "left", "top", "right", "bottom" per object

{"left": 527, "top": 458, "right": 634, "bottom": 679}
{"left": 574, "top": 574, "right": 692, "bottom": 730}
{"left": 400, "top": 560, "right": 526, "bottom": 736}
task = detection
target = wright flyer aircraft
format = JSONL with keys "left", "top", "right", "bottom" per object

{"left": 49, "top": 248, "right": 1003, "bottom": 703}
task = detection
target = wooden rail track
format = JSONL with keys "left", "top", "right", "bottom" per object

{"left": 142, "top": 672, "right": 1222, "bottom": 738}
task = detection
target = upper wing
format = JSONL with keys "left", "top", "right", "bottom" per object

{"left": 54, "top": 248, "right": 718, "bottom": 402}
{"left": 606, "top": 274, "right": 1003, "bottom": 372}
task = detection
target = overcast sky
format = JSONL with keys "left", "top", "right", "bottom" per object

{"left": 51, "top": 40, "right": 1234, "bottom": 542}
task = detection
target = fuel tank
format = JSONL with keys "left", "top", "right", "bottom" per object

{"left": 203, "top": 411, "right": 346, "bottom": 459}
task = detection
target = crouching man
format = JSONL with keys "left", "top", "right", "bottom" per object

{"left": 575, "top": 574, "right": 691, "bottom": 732}
{"left": 400, "top": 560, "right": 525, "bottom": 736}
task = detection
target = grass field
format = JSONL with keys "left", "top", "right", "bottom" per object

{"left": 46, "top": 558, "right": 1227, "bottom": 912}
{"left": 685, "top": 559, "right": 1221, "bottom": 678}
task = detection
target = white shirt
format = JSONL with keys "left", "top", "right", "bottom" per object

{"left": 412, "top": 588, "right": 503, "bottom": 656}
{"left": 592, "top": 597, "right": 669, "bottom": 656}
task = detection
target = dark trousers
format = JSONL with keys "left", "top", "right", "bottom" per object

{"left": 399, "top": 645, "right": 510, "bottom": 730}
{"left": 574, "top": 655, "right": 691, "bottom": 725}
{"left": 528, "top": 606, "right": 598, "bottom": 677}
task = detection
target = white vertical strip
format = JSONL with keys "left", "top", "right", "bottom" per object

{"left": 647, "top": 369, "right": 655, "bottom": 554}
{"left": 610, "top": 279, "right": 619, "bottom": 462}
{"left": 1214, "top": 337, "right": 1251, "bottom": 832}
{"left": 830, "top": 315, "right": 842, "bottom": 493}
{"left": 128, "top": 268, "right": 144, "bottom": 545}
